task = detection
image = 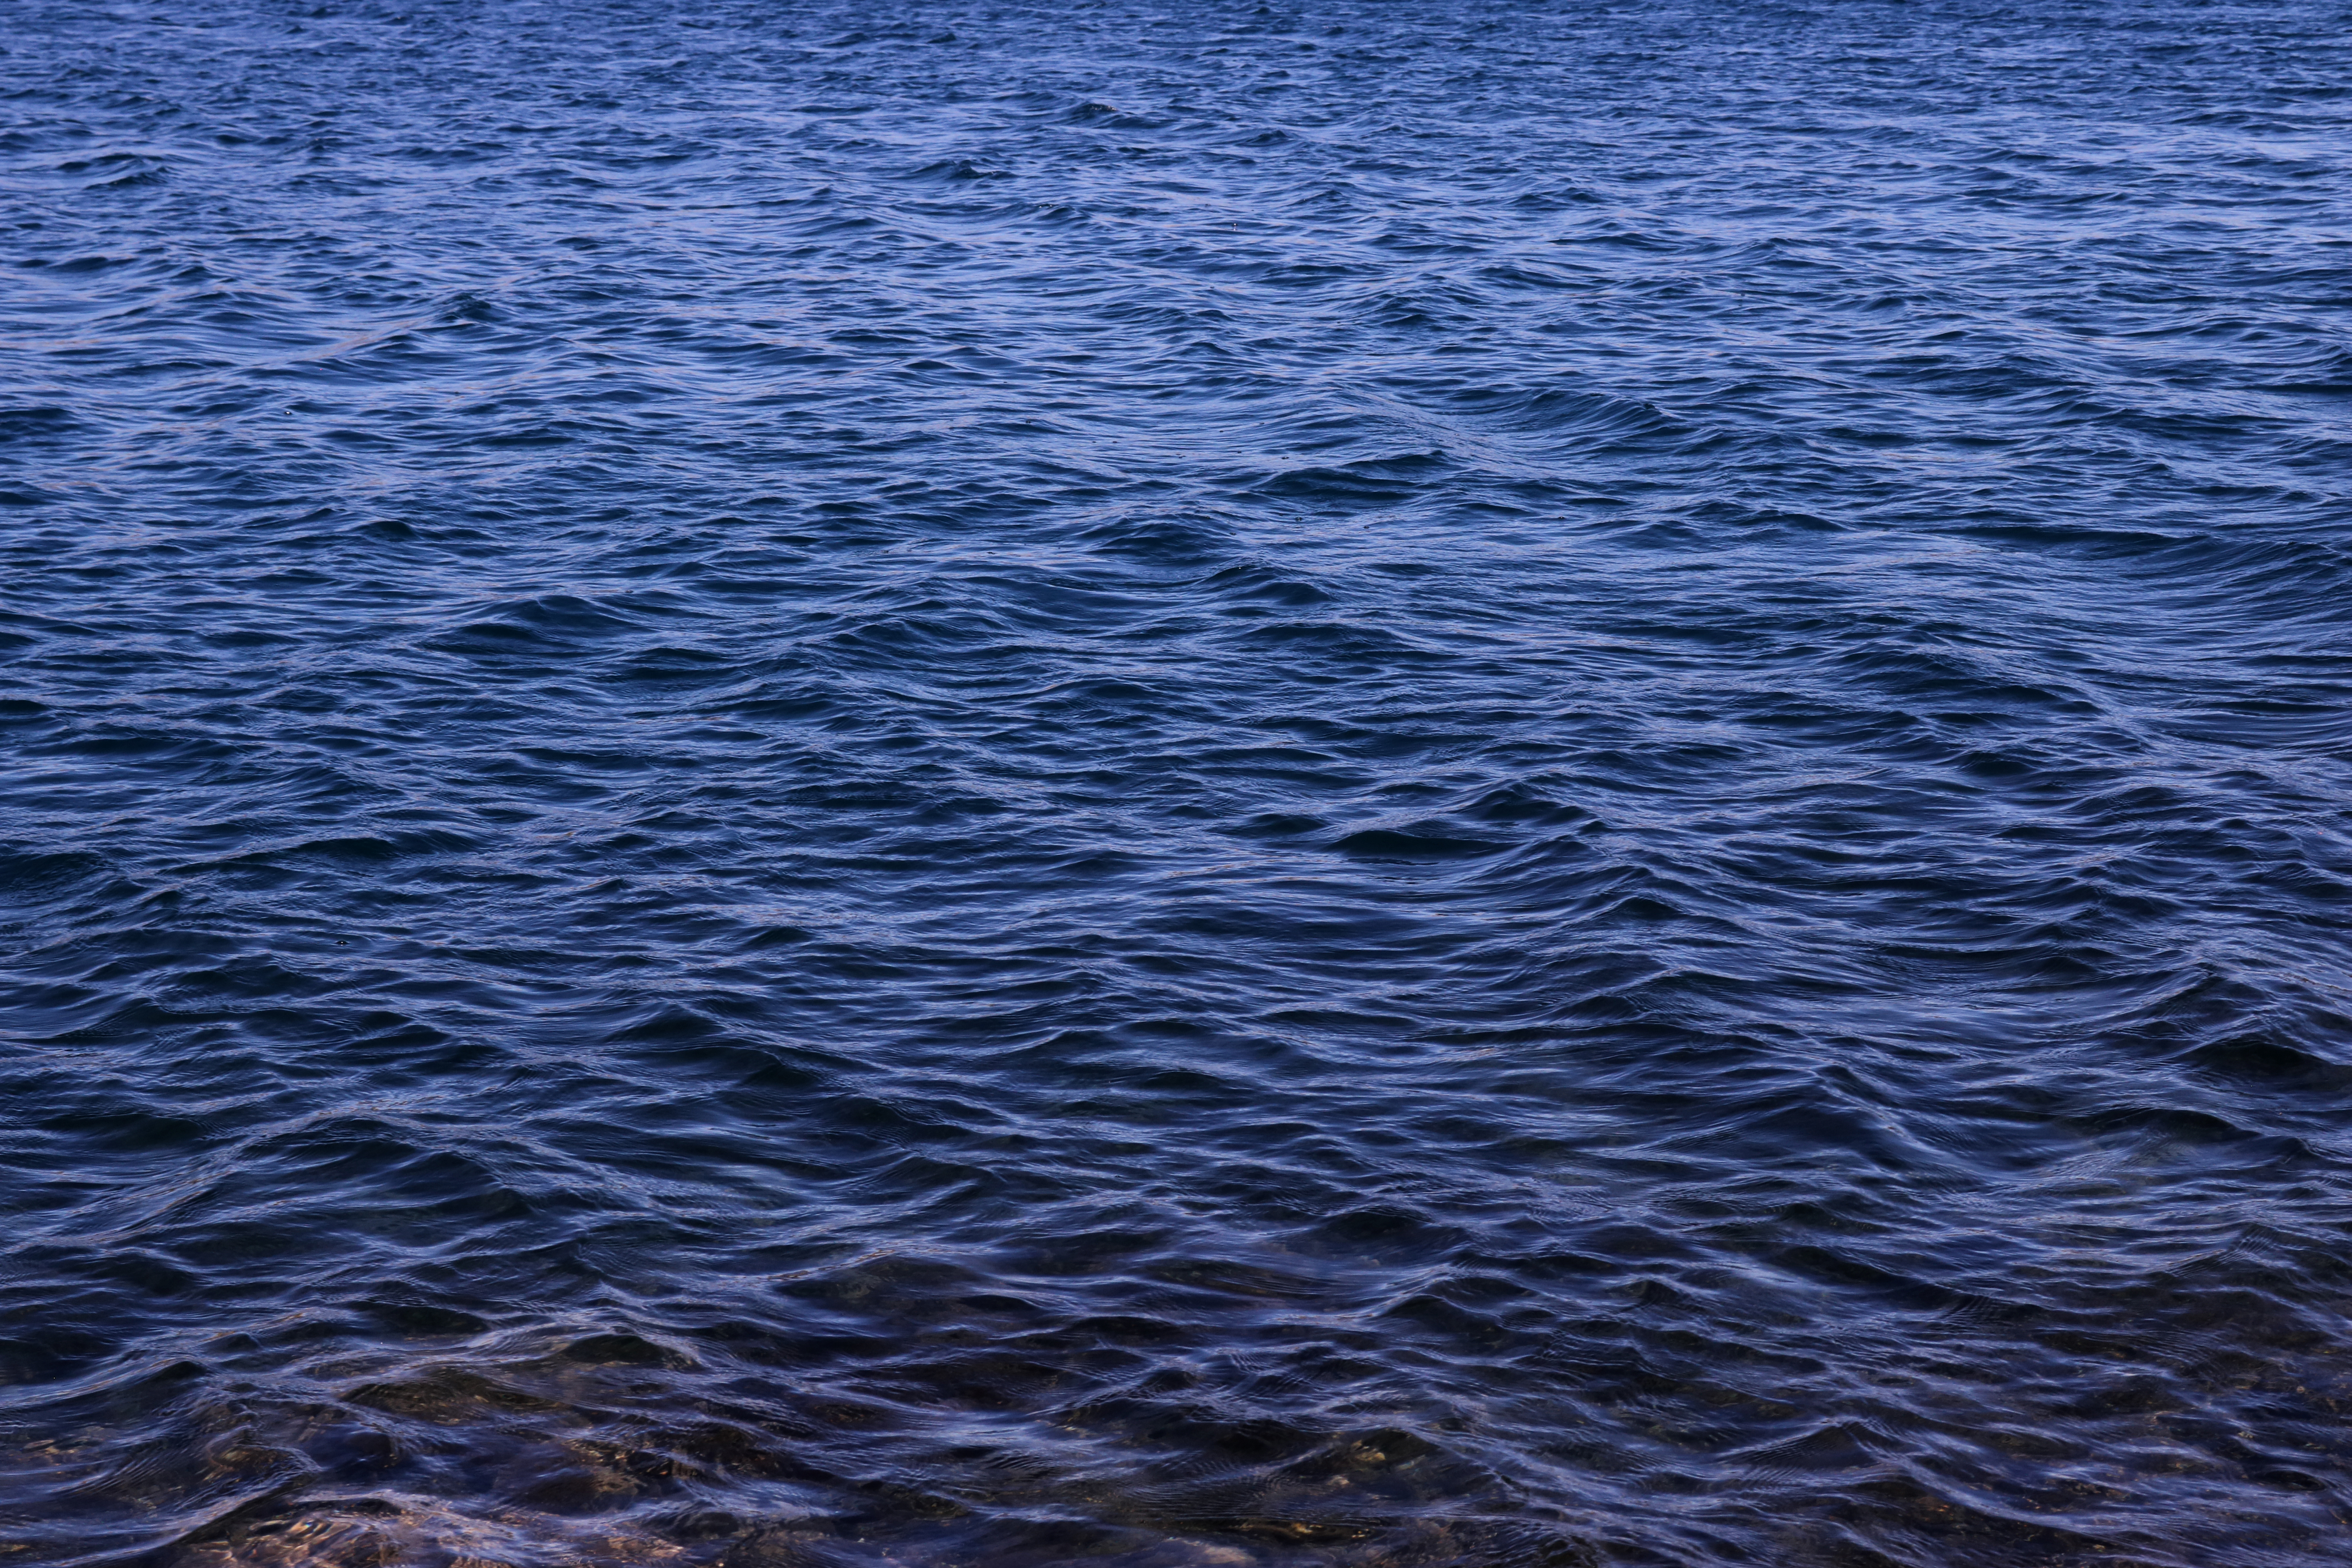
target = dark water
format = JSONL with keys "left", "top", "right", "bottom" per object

{"left": 5, "top": 1, "right": 2351, "bottom": 1563}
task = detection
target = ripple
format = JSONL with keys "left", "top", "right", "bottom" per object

{"left": 3, "top": 0, "right": 2351, "bottom": 1564}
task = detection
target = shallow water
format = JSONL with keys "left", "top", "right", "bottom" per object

{"left": 4, "top": 1, "right": 2350, "bottom": 1563}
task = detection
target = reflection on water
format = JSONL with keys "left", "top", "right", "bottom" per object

{"left": 4, "top": 0, "right": 2351, "bottom": 1562}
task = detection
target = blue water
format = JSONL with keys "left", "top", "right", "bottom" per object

{"left": 4, "top": 1, "right": 2350, "bottom": 1563}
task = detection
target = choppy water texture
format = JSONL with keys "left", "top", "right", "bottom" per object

{"left": 5, "top": 1, "right": 2352, "bottom": 1563}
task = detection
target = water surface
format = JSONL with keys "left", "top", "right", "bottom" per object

{"left": 4, "top": 1, "right": 2351, "bottom": 1564}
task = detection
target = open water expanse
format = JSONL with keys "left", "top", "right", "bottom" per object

{"left": 5, "top": 1, "right": 2352, "bottom": 1563}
